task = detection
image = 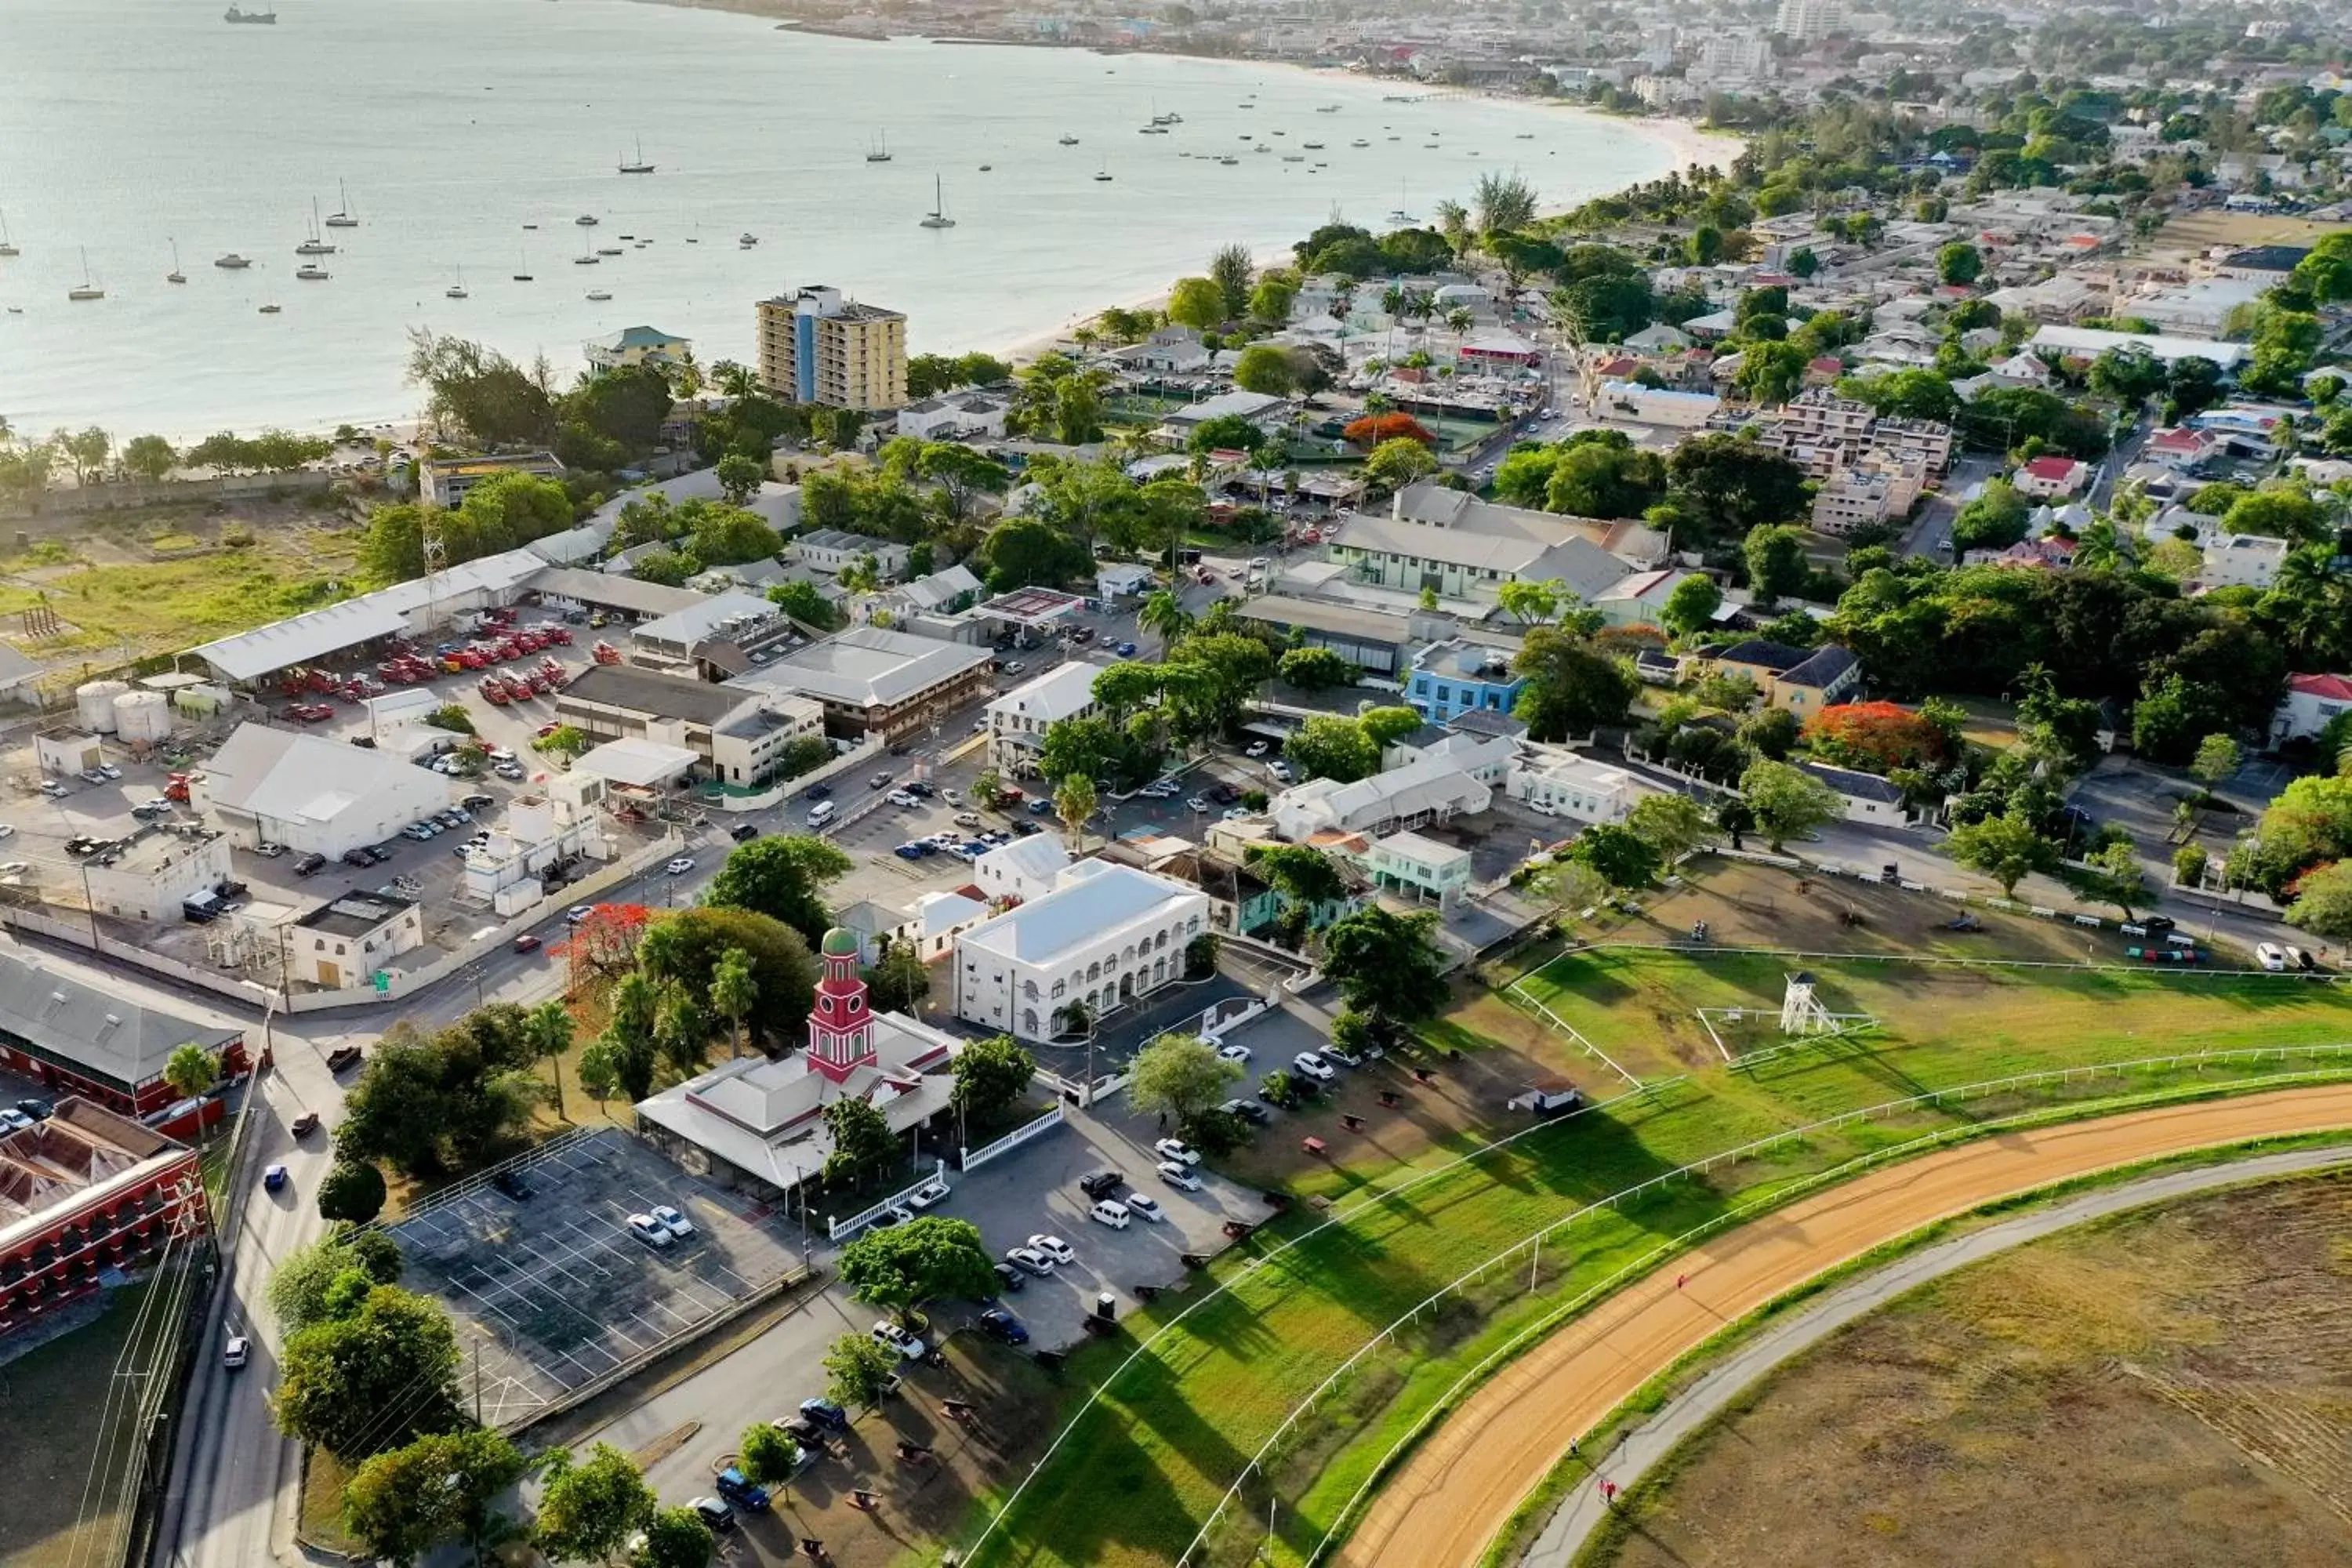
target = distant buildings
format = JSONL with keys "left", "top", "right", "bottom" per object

{"left": 584, "top": 325, "right": 693, "bottom": 375}
{"left": 757, "top": 286, "right": 909, "bottom": 412}
{"left": 1774, "top": 0, "right": 1846, "bottom": 41}
{"left": 0, "top": 1101, "right": 209, "bottom": 1342}
{"left": 987, "top": 663, "right": 1102, "bottom": 777}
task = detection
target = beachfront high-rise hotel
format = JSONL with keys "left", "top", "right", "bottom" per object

{"left": 756, "top": 285, "right": 908, "bottom": 412}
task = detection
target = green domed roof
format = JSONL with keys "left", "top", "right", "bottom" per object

{"left": 821, "top": 927, "right": 861, "bottom": 957}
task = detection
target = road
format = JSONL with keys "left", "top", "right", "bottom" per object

{"left": 1516, "top": 1140, "right": 2352, "bottom": 1566}
{"left": 1332, "top": 1082, "right": 2352, "bottom": 1568}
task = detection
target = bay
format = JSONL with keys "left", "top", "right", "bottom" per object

{"left": 0, "top": 0, "right": 1687, "bottom": 441}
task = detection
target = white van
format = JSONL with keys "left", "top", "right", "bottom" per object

{"left": 807, "top": 800, "right": 837, "bottom": 828}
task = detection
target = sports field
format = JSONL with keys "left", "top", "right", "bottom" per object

{"left": 966, "top": 951, "right": 2352, "bottom": 1567}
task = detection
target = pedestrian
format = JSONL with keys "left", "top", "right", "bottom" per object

{"left": 1600, "top": 1479, "right": 1618, "bottom": 1508}
{"left": 1158, "top": 1111, "right": 1167, "bottom": 1131}
{"left": 1569, "top": 1437, "right": 1580, "bottom": 1461}
{"left": 1676, "top": 1273, "right": 1686, "bottom": 1290}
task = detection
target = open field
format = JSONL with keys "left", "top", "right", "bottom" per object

{"left": 964, "top": 944, "right": 2352, "bottom": 1568}
{"left": 1588, "top": 1171, "right": 2352, "bottom": 1568}
{"left": 1516, "top": 945, "right": 2351, "bottom": 1083}
{"left": 0, "top": 506, "right": 362, "bottom": 671}
{"left": 0, "top": 1277, "right": 167, "bottom": 1568}
{"left": 2152, "top": 206, "right": 2350, "bottom": 258}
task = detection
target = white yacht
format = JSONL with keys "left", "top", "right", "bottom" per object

{"left": 920, "top": 175, "right": 956, "bottom": 229}
{"left": 215, "top": 252, "right": 252, "bottom": 269}
{"left": 67, "top": 248, "right": 103, "bottom": 301}
{"left": 445, "top": 267, "right": 468, "bottom": 299}
{"left": 295, "top": 261, "right": 329, "bottom": 281}
{"left": 325, "top": 180, "right": 360, "bottom": 228}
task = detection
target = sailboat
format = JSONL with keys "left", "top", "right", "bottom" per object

{"left": 0, "top": 210, "right": 17, "bottom": 259}
{"left": 325, "top": 180, "right": 360, "bottom": 228}
{"left": 166, "top": 239, "right": 187, "bottom": 284}
{"left": 1058, "top": 132, "right": 1080, "bottom": 147}
{"left": 866, "top": 132, "right": 892, "bottom": 164}
{"left": 919, "top": 175, "right": 956, "bottom": 230}
{"left": 513, "top": 247, "right": 533, "bottom": 282}
{"left": 1093, "top": 161, "right": 1113, "bottom": 183}
{"left": 619, "top": 136, "right": 655, "bottom": 175}
{"left": 68, "top": 248, "right": 103, "bottom": 301}
{"left": 445, "top": 267, "right": 469, "bottom": 300}
{"left": 295, "top": 198, "right": 336, "bottom": 256}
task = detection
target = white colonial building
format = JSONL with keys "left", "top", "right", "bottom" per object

{"left": 985, "top": 662, "right": 1101, "bottom": 777}
{"left": 1504, "top": 746, "right": 1647, "bottom": 825}
{"left": 951, "top": 861, "right": 1210, "bottom": 1043}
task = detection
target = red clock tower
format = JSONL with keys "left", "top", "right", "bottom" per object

{"left": 808, "top": 929, "right": 880, "bottom": 1083}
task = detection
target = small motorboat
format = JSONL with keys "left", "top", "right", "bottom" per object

{"left": 586, "top": 288, "right": 612, "bottom": 301}
{"left": 575, "top": 213, "right": 599, "bottom": 226}
{"left": 259, "top": 303, "right": 282, "bottom": 314}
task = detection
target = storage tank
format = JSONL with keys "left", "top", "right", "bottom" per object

{"left": 113, "top": 690, "right": 173, "bottom": 745}
{"left": 75, "top": 680, "right": 131, "bottom": 733}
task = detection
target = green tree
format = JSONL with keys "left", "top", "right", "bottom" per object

{"left": 1569, "top": 822, "right": 1661, "bottom": 888}
{"left": 703, "top": 835, "right": 851, "bottom": 949}
{"left": 653, "top": 983, "right": 711, "bottom": 1078}
{"left": 1139, "top": 588, "right": 1193, "bottom": 650}
{"left": 1210, "top": 243, "right": 1256, "bottom": 316}
{"left": 1167, "top": 276, "right": 1228, "bottom": 330}
{"left": 535, "top": 1443, "right": 656, "bottom": 1567}
{"left": 1362, "top": 436, "right": 1437, "bottom": 492}
{"left": 1319, "top": 905, "right": 1448, "bottom": 1029}
{"left": 1951, "top": 479, "right": 2033, "bottom": 553}
{"left": 1283, "top": 713, "right": 1381, "bottom": 782}
{"left": 1743, "top": 524, "right": 1811, "bottom": 604}
{"left": 267, "top": 1233, "right": 401, "bottom": 1335}
{"left": 949, "top": 1033, "right": 1036, "bottom": 1126}
{"left": 1232, "top": 343, "right": 1296, "bottom": 396}
{"left": 1661, "top": 574, "right": 1722, "bottom": 637}
{"left": 865, "top": 938, "right": 931, "bottom": 1014}
{"left": 824, "top": 1331, "right": 900, "bottom": 1412}
{"left": 276, "top": 1284, "right": 463, "bottom": 1460}
{"left": 1739, "top": 759, "right": 1842, "bottom": 851}
{"left": 162, "top": 1042, "right": 220, "bottom": 1100}
{"left": 344, "top": 1428, "right": 524, "bottom": 1568}
{"left": 1248, "top": 275, "right": 1297, "bottom": 324}
{"left": 525, "top": 999, "right": 572, "bottom": 1122}
{"left": 316, "top": 1159, "right": 387, "bottom": 1225}
{"left": 2086, "top": 837, "right": 2149, "bottom": 919}
{"left": 630, "top": 1507, "right": 716, "bottom": 1568}
{"left": 1123, "top": 1032, "right": 1243, "bottom": 1127}
{"left": 601, "top": 973, "right": 661, "bottom": 1103}
{"left": 120, "top": 434, "right": 177, "bottom": 481}
{"left": 1054, "top": 773, "right": 1098, "bottom": 853}
{"left": 1735, "top": 341, "right": 1809, "bottom": 407}
{"left": 2287, "top": 860, "right": 2352, "bottom": 939}
{"left": 1664, "top": 434, "right": 1811, "bottom": 540}
{"left": 1513, "top": 625, "right": 1636, "bottom": 742}
{"left": 1276, "top": 646, "right": 1353, "bottom": 691}
{"left": 837, "top": 1216, "right": 1000, "bottom": 1320}
{"left": 1624, "top": 792, "right": 1716, "bottom": 865}
{"left": 1495, "top": 578, "right": 1564, "bottom": 626}
{"left": 2189, "top": 734, "right": 2241, "bottom": 797}
{"left": 1936, "top": 241, "right": 1983, "bottom": 285}
{"left": 1944, "top": 811, "right": 2060, "bottom": 897}
{"left": 713, "top": 452, "right": 764, "bottom": 504}
{"left": 708, "top": 946, "right": 758, "bottom": 1061}
{"left": 738, "top": 1423, "right": 802, "bottom": 1488}
{"left": 822, "top": 1096, "right": 898, "bottom": 1187}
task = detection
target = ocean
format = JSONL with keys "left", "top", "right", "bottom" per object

{"left": 0, "top": 0, "right": 1684, "bottom": 441}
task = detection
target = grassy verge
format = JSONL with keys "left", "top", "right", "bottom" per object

{"left": 296, "top": 1448, "right": 366, "bottom": 1558}
{"left": 0, "top": 1279, "right": 162, "bottom": 1568}
{"left": 964, "top": 950, "right": 2352, "bottom": 1568}
{"left": 1480, "top": 1130, "right": 2352, "bottom": 1568}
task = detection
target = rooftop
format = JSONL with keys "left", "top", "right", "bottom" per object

{"left": 561, "top": 663, "right": 751, "bottom": 728}
{"left": 956, "top": 861, "right": 1200, "bottom": 965}
{"left": 201, "top": 724, "right": 442, "bottom": 826}
{"left": 527, "top": 566, "right": 706, "bottom": 619}
{"left": 730, "top": 626, "right": 993, "bottom": 710}
{"left": 190, "top": 550, "right": 546, "bottom": 684}
{"left": 0, "top": 1099, "right": 188, "bottom": 1255}
{"left": 988, "top": 662, "right": 1102, "bottom": 727}
{"left": 1798, "top": 760, "right": 1905, "bottom": 804}
{"left": 0, "top": 946, "right": 239, "bottom": 1091}
{"left": 295, "top": 890, "right": 418, "bottom": 939}
{"left": 572, "top": 736, "right": 701, "bottom": 789}
{"left": 633, "top": 590, "right": 788, "bottom": 653}
{"left": 1236, "top": 595, "right": 1415, "bottom": 645}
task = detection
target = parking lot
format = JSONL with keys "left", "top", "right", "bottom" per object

{"left": 387, "top": 1127, "right": 809, "bottom": 1428}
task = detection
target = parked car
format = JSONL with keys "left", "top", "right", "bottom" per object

{"left": 1078, "top": 1169, "right": 1124, "bottom": 1200}
{"left": 292, "top": 851, "right": 328, "bottom": 877}
{"left": 1321, "top": 1044, "right": 1363, "bottom": 1068}
{"left": 1028, "top": 1233, "right": 1076, "bottom": 1265}
{"left": 1088, "top": 1199, "right": 1131, "bottom": 1229}
{"left": 1292, "top": 1051, "right": 1336, "bottom": 1081}
{"left": 887, "top": 789, "right": 919, "bottom": 808}
{"left": 800, "top": 1396, "right": 851, "bottom": 1431}
{"left": 0, "top": 1108, "right": 32, "bottom": 1134}
{"left": 689, "top": 1497, "right": 734, "bottom": 1532}
{"left": 513, "top": 932, "right": 543, "bottom": 954}
{"left": 730, "top": 823, "right": 760, "bottom": 842}
{"left": 14, "top": 1098, "right": 53, "bottom": 1122}
{"left": 1217, "top": 1042, "right": 1252, "bottom": 1063}
{"left": 894, "top": 843, "right": 931, "bottom": 861}
{"left": 1153, "top": 1138, "right": 1201, "bottom": 1167}
{"left": 1245, "top": 741, "right": 1269, "bottom": 757}
{"left": 1124, "top": 1192, "right": 1164, "bottom": 1221}
{"left": 902, "top": 1177, "right": 950, "bottom": 1210}
{"left": 254, "top": 840, "right": 286, "bottom": 858}
{"left": 2289, "top": 946, "right": 2318, "bottom": 971}
{"left": 649, "top": 1203, "right": 696, "bottom": 1240}
{"left": 992, "top": 1261, "right": 1026, "bottom": 1293}
{"left": 2257, "top": 942, "right": 2289, "bottom": 972}
{"left": 1028, "top": 797, "right": 1057, "bottom": 815}
{"left": 325, "top": 1046, "right": 365, "bottom": 1074}
{"left": 625, "top": 1214, "right": 673, "bottom": 1248}
{"left": 978, "top": 1307, "right": 1031, "bottom": 1344}
{"left": 713, "top": 1467, "right": 771, "bottom": 1512}
{"left": 1158, "top": 1160, "right": 1204, "bottom": 1192}
{"left": 953, "top": 811, "right": 983, "bottom": 829}
{"left": 1223, "top": 1097, "right": 1269, "bottom": 1123}
{"left": 872, "top": 1319, "right": 926, "bottom": 1359}
{"left": 869, "top": 771, "right": 895, "bottom": 790}
{"left": 1005, "top": 1246, "right": 1055, "bottom": 1278}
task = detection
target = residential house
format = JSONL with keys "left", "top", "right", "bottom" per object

{"left": 791, "top": 530, "right": 912, "bottom": 582}
{"left": 2273, "top": 673, "right": 2352, "bottom": 746}
{"left": 2202, "top": 532, "right": 2290, "bottom": 591}
{"left": 2013, "top": 455, "right": 2091, "bottom": 499}
{"left": 1363, "top": 830, "right": 1474, "bottom": 907}
{"left": 896, "top": 393, "right": 1011, "bottom": 444}
{"left": 584, "top": 325, "right": 692, "bottom": 374}
{"left": 973, "top": 832, "right": 1072, "bottom": 906}
{"left": 1795, "top": 760, "right": 1914, "bottom": 824}
{"left": 1709, "top": 640, "right": 1864, "bottom": 714}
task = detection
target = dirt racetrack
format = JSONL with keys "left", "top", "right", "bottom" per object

{"left": 1335, "top": 1083, "right": 2352, "bottom": 1567}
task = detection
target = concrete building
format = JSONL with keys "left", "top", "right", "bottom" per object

{"left": 1405, "top": 639, "right": 1528, "bottom": 722}
{"left": 1709, "top": 641, "right": 1863, "bottom": 714}
{"left": 289, "top": 891, "right": 425, "bottom": 990}
{"left": 80, "top": 825, "right": 233, "bottom": 925}
{"left": 791, "top": 530, "right": 913, "bottom": 582}
{"left": 2200, "top": 532, "right": 2289, "bottom": 591}
{"left": 1270, "top": 755, "right": 1493, "bottom": 842}
{"left": 1592, "top": 379, "right": 1721, "bottom": 427}
{"left": 987, "top": 663, "right": 1101, "bottom": 777}
{"left": 191, "top": 724, "right": 451, "bottom": 858}
{"left": 1364, "top": 829, "right": 1474, "bottom": 906}
{"left": 1796, "top": 760, "right": 1911, "bottom": 824}
{"left": 458, "top": 783, "right": 613, "bottom": 912}
{"left": 2027, "top": 325, "right": 2249, "bottom": 372}
{"left": 583, "top": 325, "right": 692, "bottom": 374}
{"left": 728, "top": 626, "right": 994, "bottom": 742}
{"left": 1329, "top": 499, "right": 1632, "bottom": 607}
{"left": 0, "top": 1102, "right": 207, "bottom": 1341}
{"left": 417, "top": 452, "right": 566, "bottom": 510}
{"left": 1774, "top": 0, "right": 1845, "bottom": 40}
{"left": 896, "top": 392, "right": 1011, "bottom": 443}
{"left": 1812, "top": 452, "right": 1929, "bottom": 535}
{"left": 1504, "top": 746, "right": 1646, "bottom": 824}
{"left": 0, "top": 947, "right": 245, "bottom": 1117}
{"left": 628, "top": 591, "right": 803, "bottom": 681}
{"left": 634, "top": 929, "right": 957, "bottom": 1200}
{"left": 554, "top": 665, "right": 824, "bottom": 787}
{"left": 2014, "top": 456, "right": 2091, "bottom": 499}
{"left": 756, "top": 286, "right": 908, "bottom": 412}
{"left": 1236, "top": 597, "right": 1417, "bottom": 678}
{"left": 951, "top": 860, "right": 1210, "bottom": 1044}
{"left": 1759, "top": 391, "right": 1953, "bottom": 480}
{"left": 2273, "top": 672, "right": 2352, "bottom": 746}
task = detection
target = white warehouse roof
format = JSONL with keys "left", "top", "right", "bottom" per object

{"left": 199, "top": 723, "right": 443, "bottom": 826}
{"left": 190, "top": 550, "right": 546, "bottom": 683}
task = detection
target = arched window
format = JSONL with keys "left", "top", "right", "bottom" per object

{"left": 1022, "top": 1009, "right": 1038, "bottom": 1035}
{"left": 1087, "top": 960, "right": 1102, "bottom": 982}
{"left": 1051, "top": 979, "right": 1066, "bottom": 1000}
{"left": 1022, "top": 979, "right": 1040, "bottom": 1000}
{"left": 1187, "top": 914, "right": 1202, "bottom": 935}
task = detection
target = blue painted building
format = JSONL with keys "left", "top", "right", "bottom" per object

{"left": 1406, "top": 638, "right": 1527, "bottom": 722}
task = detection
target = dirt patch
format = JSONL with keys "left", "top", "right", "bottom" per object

{"left": 1592, "top": 1173, "right": 2352, "bottom": 1568}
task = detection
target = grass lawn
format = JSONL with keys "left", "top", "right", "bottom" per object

{"left": 967, "top": 950, "right": 2352, "bottom": 1568}
{"left": 0, "top": 1278, "right": 167, "bottom": 1568}
{"left": 0, "top": 525, "right": 362, "bottom": 661}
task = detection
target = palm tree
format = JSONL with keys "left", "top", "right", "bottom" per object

{"left": 1381, "top": 282, "right": 1406, "bottom": 365}
{"left": 670, "top": 347, "right": 705, "bottom": 400}
{"left": 1139, "top": 590, "right": 1192, "bottom": 652}
{"left": 525, "top": 1000, "right": 573, "bottom": 1121}
{"left": 654, "top": 983, "right": 710, "bottom": 1079}
{"left": 711, "top": 359, "right": 760, "bottom": 401}
{"left": 1446, "top": 306, "right": 1475, "bottom": 336}
{"left": 710, "top": 946, "right": 758, "bottom": 1061}
{"left": 1435, "top": 199, "right": 1472, "bottom": 256}
{"left": 637, "top": 920, "right": 687, "bottom": 983}
{"left": 163, "top": 1044, "right": 220, "bottom": 1102}
{"left": 1054, "top": 774, "right": 1098, "bottom": 854}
